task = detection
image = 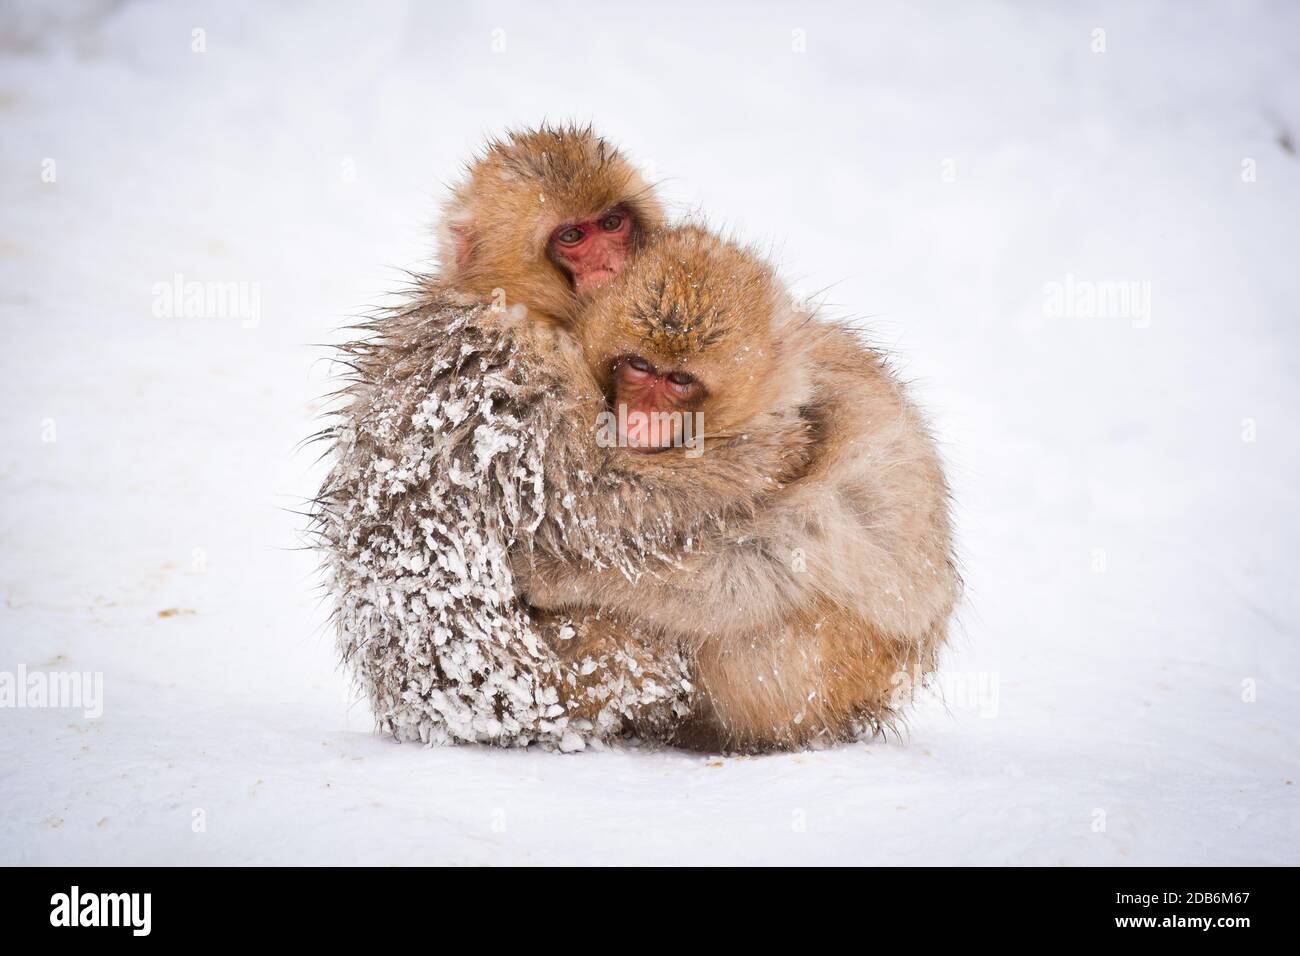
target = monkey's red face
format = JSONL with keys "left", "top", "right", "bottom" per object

{"left": 612, "top": 354, "right": 704, "bottom": 451}
{"left": 549, "top": 206, "right": 634, "bottom": 296}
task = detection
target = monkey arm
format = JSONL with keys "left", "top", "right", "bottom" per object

{"left": 536, "top": 606, "right": 691, "bottom": 737}
{"left": 513, "top": 516, "right": 813, "bottom": 639}
{"left": 516, "top": 330, "right": 960, "bottom": 651}
{"left": 506, "top": 313, "right": 814, "bottom": 570}
{"left": 504, "top": 316, "right": 821, "bottom": 636}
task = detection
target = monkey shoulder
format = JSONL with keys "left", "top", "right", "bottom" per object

{"left": 798, "top": 326, "right": 896, "bottom": 434}
{"left": 791, "top": 323, "right": 944, "bottom": 499}
{"left": 415, "top": 288, "right": 590, "bottom": 391}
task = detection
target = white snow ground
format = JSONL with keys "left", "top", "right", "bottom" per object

{"left": 1, "top": 0, "right": 1297, "bottom": 866}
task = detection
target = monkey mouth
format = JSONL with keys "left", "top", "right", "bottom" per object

{"left": 577, "top": 268, "right": 618, "bottom": 292}
{"left": 619, "top": 424, "right": 677, "bottom": 454}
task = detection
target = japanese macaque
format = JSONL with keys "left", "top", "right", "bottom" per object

{"left": 517, "top": 226, "right": 961, "bottom": 752}
{"left": 315, "top": 125, "right": 696, "bottom": 747}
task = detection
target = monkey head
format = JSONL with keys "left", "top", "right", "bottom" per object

{"left": 438, "top": 124, "right": 665, "bottom": 325}
{"left": 578, "top": 226, "right": 807, "bottom": 453}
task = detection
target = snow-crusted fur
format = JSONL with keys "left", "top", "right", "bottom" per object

{"left": 314, "top": 291, "right": 651, "bottom": 748}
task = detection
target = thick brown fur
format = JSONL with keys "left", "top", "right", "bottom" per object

{"left": 516, "top": 226, "right": 962, "bottom": 752}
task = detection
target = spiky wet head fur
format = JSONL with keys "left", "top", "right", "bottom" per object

{"left": 579, "top": 225, "right": 809, "bottom": 441}
{"left": 438, "top": 124, "right": 665, "bottom": 326}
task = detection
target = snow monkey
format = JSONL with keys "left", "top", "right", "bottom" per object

{"left": 516, "top": 226, "right": 962, "bottom": 752}
{"left": 315, "top": 124, "right": 684, "bottom": 748}
{"left": 316, "top": 126, "right": 793, "bottom": 748}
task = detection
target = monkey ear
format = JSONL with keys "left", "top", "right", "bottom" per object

{"left": 447, "top": 219, "right": 476, "bottom": 273}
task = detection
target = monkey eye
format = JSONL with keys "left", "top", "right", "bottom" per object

{"left": 617, "top": 355, "right": 655, "bottom": 384}
{"left": 599, "top": 213, "right": 625, "bottom": 232}
{"left": 555, "top": 226, "right": 585, "bottom": 246}
{"left": 665, "top": 371, "right": 697, "bottom": 395}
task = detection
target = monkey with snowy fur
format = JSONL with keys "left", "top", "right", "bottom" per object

{"left": 312, "top": 126, "right": 796, "bottom": 749}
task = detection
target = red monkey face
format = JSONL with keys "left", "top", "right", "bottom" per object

{"left": 548, "top": 206, "right": 634, "bottom": 295}
{"left": 579, "top": 226, "right": 792, "bottom": 458}
{"left": 611, "top": 354, "right": 703, "bottom": 451}
{"left": 439, "top": 125, "right": 666, "bottom": 326}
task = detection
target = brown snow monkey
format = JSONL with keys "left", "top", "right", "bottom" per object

{"left": 518, "top": 225, "right": 961, "bottom": 752}
{"left": 319, "top": 125, "right": 710, "bottom": 747}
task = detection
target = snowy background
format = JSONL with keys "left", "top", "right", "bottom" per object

{"left": 2, "top": 0, "right": 1297, "bottom": 865}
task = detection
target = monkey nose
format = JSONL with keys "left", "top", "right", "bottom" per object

{"left": 621, "top": 406, "right": 674, "bottom": 450}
